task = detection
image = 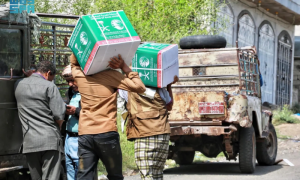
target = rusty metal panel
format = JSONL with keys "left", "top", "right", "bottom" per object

{"left": 206, "top": 66, "right": 239, "bottom": 75}
{"left": 169, "top": 91, "right": 227, "bottom": 121}
{"left": 172, "top": 86, "right": 240, "bottom": 94}
{"left": 226, "top": 94, "right": 249, "bottom": 126}
{"left": 170, "top": 125, "right": 237, "bottom": 136}
{"left": 247, "top": 96, "right": 262, "bottom": 131}
{"left": 169, "top": 121, "right": 222, "bottom": 126}
{"left": 178, "top": 49, "right": 238, "bottom": 66}
{"left": 174, "top": 78, "right": 240, "bottom": 89}
{"left": 179, "top": 68, "right": 193, "bottom": 76}
{"left": 199, "top": 102, "right": 224, "bottom": 114}
{"left": 261, "top": 110, "right": 271, "bottom": 132}
{"left": 179, "top": 66, "right": 239, "bottom": 76}
{"left": 226, "top": 94, "right": 262, "bottom": 130}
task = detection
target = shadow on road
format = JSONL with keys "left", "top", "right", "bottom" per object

{"left": 164, "top": 162, "right": 283, "bottom": 176}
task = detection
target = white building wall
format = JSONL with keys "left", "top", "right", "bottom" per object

{"left": 296, "top": 26, "right": 300, "bottom": 36}
{"left": 225, "top": 0, "right": 296, "bottom": 105}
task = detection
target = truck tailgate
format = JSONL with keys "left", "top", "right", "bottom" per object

{"left": 169, "top": 91, "right": 227, "bottom": 121}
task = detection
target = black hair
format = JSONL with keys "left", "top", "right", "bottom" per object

{"left": 29, "top": 64, "right": 37, "bottom": 71}
{"left": 36, "top": 61, "right": 56, "bottom": 75}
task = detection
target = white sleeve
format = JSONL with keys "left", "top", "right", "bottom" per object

{"left": 118, "top": 89, "right": 128, "bottom": 102}
{"left": 158, "top": 88, "right": 172, "bottom": 104}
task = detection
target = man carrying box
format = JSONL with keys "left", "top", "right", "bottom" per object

{"left": 70, "top": 53, "right": 146, "bottom": 180}
{"left": 119, "top": 76, "right": 178, "bottom": 180}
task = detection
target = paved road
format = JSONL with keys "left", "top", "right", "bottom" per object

{"left": 124, "top": 152, "right": 300, "bottom": 180}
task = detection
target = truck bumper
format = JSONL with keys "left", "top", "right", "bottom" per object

{"left": 170, "top": 125, "right": 237, "bottom": 136}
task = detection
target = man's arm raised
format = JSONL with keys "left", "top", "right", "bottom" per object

{"left": 108, "top": 54, "right": 146, "bottom": 93}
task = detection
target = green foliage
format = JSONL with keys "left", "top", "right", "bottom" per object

{"left": 117, "top": 114, "right": 137, "bottom": 172}
{"left": 291, "top": 103, "right": 300, "bottom": 113}
{"left": 164, "top": 159, "right": 179, "bottom": 169}
{"left": 97, "top": 112, "right": 136, "bottom": 175}
{"left": 273, "top": 105, "right": 299, "bottom": 125}
{"left": 0, "top": 0, "right": 7, "bottom": 5}
{"left": 33, "top": 0, "right": 225, "bottom": 44}
{"left": 193, "top": 152, "right": 224, "bottom": 162}
{"left": 94, "top": 0, "right": 222, "bottom": 43}
{"left": 0, "top": 0, "right": 8, "bottom": 5}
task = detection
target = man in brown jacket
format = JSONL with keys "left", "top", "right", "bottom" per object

{"left": 70, "top": 54, "right": 146, "bottom": 180}
{"left": 119, "top": 77, "right": 177, "bottom": 180}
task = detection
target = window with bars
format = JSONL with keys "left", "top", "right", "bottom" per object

{"left": 0, "top": 29, "right": 23, "bottom": 77}
{"left": 239, "top": 50, "right": 260, "bottom": 97}
{"left": 30, "top": 22, "right": 75, "bottom": 96}
{"left": 258, "top": 23, "right": 275, "bottom": 104}
{"left": 276, "top": 32, "right": 292, "bottom": 106}
{"left": 238, "top": 14, "right": 255, "bottom": 47}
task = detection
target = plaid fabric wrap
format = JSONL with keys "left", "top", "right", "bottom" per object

{"left": 135, "top": 134, "right": 170, "bottom": 180}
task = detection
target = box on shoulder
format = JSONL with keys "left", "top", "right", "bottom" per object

{"left": 132, "top": 42, "right": 179, "bottom": 88}
{"left": 68, "top": 10, "right": 140, "bottom": 75}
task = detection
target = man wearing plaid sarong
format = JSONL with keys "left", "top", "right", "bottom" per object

{"left": 119, "top": 77, "right": 177, "bottom": 180}
{"left": 134, "top": 134, "right": 170, "bottom": 180}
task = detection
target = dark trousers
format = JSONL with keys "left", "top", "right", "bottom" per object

{"left": 77, "top": 131, "right": 123, "bottom": 180}
{"left": 25, "top": 150, "right": 61, "bottom": 180}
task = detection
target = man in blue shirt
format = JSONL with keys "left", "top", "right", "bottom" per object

{"left": 62, "top": 65, "right": 81, "bottom": 180}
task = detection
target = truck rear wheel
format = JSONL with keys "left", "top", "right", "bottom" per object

{"left": 174, "top": 151, "right": 195, "bottom": 165}
{"left": 239, "top": 126, "right": 256, "bottom": 173}
{"left": 256, "top": 123, "right": 277, "bottom": 165}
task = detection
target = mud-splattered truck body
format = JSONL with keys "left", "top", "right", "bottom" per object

{"left": 168, "top": 47, "right": 277, "bottom": 173}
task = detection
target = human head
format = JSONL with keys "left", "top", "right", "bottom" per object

{"left": 62, "top": 65, "right": 78, "bottom": 92}
{"left": 36, "top": 61, "right": 56, "bottom": 81}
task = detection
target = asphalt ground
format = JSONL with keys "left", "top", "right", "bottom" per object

{"left": 124, "top": 150, "right": 300, "bottom": 180}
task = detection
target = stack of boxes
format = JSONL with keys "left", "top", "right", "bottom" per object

{"left": 132, "top": 43, "right": 179, "bottom": 88}
{"left": 68, "top": 10, "right": 141, "bottom": 75}
{"left": 69, "top": 11, "right": 179, "bottom": 88}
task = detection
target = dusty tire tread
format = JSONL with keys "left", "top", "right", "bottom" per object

{"left": 239, "top": 126, "right": 256, "bottom": 173}
{"left": 256, "top": 124, "right": 278, "bottom": 165}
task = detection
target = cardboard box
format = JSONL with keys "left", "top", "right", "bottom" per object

{"left": 68, "top": 10, "right": 140, "bottom": 75}
{"left": 132, "top": 43, "right": 179, "bottom": 88}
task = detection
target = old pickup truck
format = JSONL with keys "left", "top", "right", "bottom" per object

{"left": 168, "top": 46, "right": 277, "bottom": 173}
{"left": 0, "top": 9, "right": 78, "bottom": 179}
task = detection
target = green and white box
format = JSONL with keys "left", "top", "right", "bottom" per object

{"left": 132, "top": 43, "right": 179, "bottom": 88}
{"left": 68, "top": 10, "right": 140, "bottom": 75}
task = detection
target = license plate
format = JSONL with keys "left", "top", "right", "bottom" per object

{"left": 199, "top": 102, "right": 225, "bottom": 114}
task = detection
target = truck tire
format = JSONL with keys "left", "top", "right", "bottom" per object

{"left": 256, "top": 123, "right": 277, "bottom": 165}
{"left": 239, "top": 126, "right": 256, "bottom": 173}
{"left": 179, "top": 35, "right": 227, "bottom": 49}
{"left": 174, "top": 151, "right": 195, "bottom": 165}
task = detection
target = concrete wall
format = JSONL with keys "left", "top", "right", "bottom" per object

{"left": 226, "top": 0, "right": 296, "bottom": 105}
{"left": 294, "top": 36, "right": 300, "bottom": 104}
{"left": 296, "top": 26, "right": 300, "bottom": 36}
